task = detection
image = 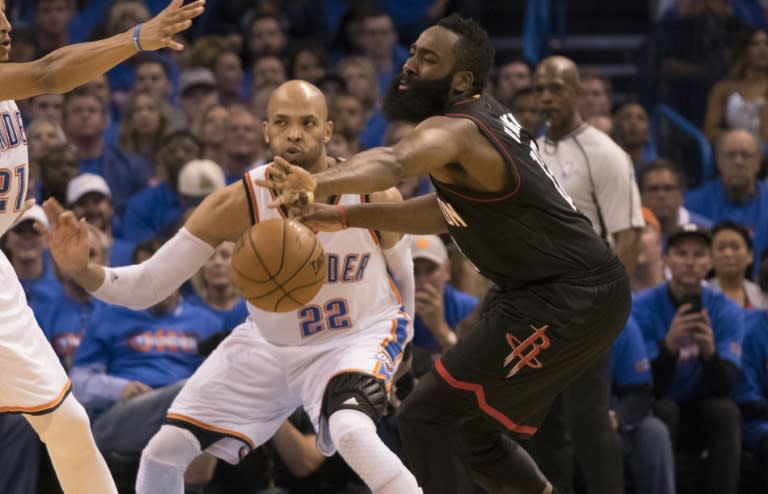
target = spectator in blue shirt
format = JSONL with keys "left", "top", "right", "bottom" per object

{"left": 632, "top": 223, "right": 744, "bottom": 494}
{"left": 686, "top": 129, "right": 768, "bottom": 233}
{"left": 359, "top": 8, "right": 409, "bottom": 94}
{"left": 409, "top": 234, "right": 477, "bottom": 371}
{"left": 734, "top": 264, "right": 768, "bottom": 490}
{"left": 39, "top": 222, "right": 110, "bottom": 371}
{"left": 122, "top": 133, "right": 226, "bottom": 243}
{"left": 188, "top": 241, "right": 248, "bottom": 333}
{"left": 63, "top": 87, "right": 152, "bottom": 217}
{"left": 610, "top": 317, "right": 675, "bottom": 494}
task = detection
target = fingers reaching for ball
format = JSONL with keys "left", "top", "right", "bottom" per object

{"left": 254, "top": 157, "right": 318, "bottom": 209}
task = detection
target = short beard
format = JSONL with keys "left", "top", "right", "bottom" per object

{"left": 382, "top": 74, "right": 455, "bottom": 123}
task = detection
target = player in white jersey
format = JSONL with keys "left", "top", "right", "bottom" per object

{"left": 45, "top": 80, "right": 422, "bottom": 494}
{"left": 0, "top": 1, "right": 203, "bottom": 493}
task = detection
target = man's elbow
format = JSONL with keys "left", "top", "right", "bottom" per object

{"left": 34, "top": 56, "right": 73, "bottom": 94}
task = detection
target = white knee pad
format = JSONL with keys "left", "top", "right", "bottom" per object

{"left": 142, "top": 425, "right": 201, "bottom": 468}
{"left": 136, "top": 426, "right": 203, "bottom": 494}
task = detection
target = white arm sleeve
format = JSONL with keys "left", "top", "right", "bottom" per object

{"left": 382, "top": 235, "right": 415, "bottom": 341}
{"left": 91, "top": 227, "right": 215, "bottom": 310}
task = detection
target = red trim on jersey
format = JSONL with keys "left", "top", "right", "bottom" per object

{"left": 450, "top": 95, "right": 480, "bottom": 107}
{"left": 434, "top": 359, "right": 538, "bottom": 436}
{"left": 243, "top": 172, "right": 260, "bottom": 223}
{"left": 438, "top": 112, "right": 522, "bottom": 203}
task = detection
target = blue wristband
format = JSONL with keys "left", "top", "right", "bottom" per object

{"left": 132, "top": 23, "right": 144, "bottom": 52}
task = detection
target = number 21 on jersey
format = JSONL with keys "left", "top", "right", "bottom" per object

{"left": 0, "top": 164, "right": 26, "bottom": 213}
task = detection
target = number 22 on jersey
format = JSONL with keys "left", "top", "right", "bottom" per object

{"left": 299, "top": 298, "right": 351, "bottom": 337}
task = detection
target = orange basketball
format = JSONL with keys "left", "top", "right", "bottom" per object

{"left": 231, "top": 218, "right": 326, "bottom": 312}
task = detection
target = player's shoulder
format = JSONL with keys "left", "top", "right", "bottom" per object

{"left": 416, "top": 114, "right": 479, "bottom": 136}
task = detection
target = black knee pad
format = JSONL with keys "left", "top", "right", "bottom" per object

{"left": 322, "top": 372, "right": 388, "bottom": 422}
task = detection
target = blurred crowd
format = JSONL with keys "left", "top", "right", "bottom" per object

{"left": 4, "top": 0, "right": 768, "bottom": 493}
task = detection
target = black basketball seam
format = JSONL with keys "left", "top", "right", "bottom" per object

{"left": 251, "top": 225, "right": 323, "bottom": 302}
{"left": 238, "top": 220, "right": 324, "bottom": 311}
{"left": 240, "top": 224, "right": 294, "bottom": 305}
{"left": 278, "top": 232, "right": 322, "bottom": 288}
{"left": 246, "top": 228, "right": 278, "bottom": 281}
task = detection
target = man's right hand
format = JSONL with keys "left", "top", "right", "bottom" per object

{"left": 136, "top": 0, "right": 206, "bottom": 52}
{"left": 41, "top": 198, "right": 91, "bottom": 276}
{"left": 664, "top": 303, "right": 701, "bottom": 353}
{"left": 121, "top": 381, "right": 152, "bottom": 401}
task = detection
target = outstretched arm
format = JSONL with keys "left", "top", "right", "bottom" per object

{"left": 42, "top": 181, "right": 251, "bottom": 308}
{"left": 0, "top": 0, "right": 204, "bottom": 101}
{"left": 300, "top": 193, "right": 448, "bottom": 235}
{"left": 261, "top": 116, "right": 471, "bottom": 204}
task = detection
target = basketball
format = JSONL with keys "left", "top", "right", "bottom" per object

{"left": 231, "top": 218, "right": 326, "bottom": 312}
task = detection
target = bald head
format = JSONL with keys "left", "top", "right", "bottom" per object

{"left": 535, "top": 56, "right": 580, "bottom": 89}
{"left": 716, "top": 129, "right": 761, "bottom": 193}
{"left": 267, "top": 80, "right": 328, "bottom": 121}
{"left": 263, "top": 80, "right": 333, "bottom": 171}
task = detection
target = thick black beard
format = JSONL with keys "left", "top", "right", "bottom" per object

{"left": 382, "top": 74, "right": 455, "bottom": 123}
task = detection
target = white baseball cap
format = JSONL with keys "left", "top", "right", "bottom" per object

{"left": 178, "top": 159, "right": 226, "bottom": 198}
{"left": 15, "top": 204, "right": 49, "bottom": 229}
{"left": 410, "top": 235, "right": 448, "bottom": 265}
{"left": 67, "top": 174, "right": 111, "bottom": 205}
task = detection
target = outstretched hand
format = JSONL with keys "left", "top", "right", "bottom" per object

{"left": 255, "top": 156, "right": 317, "bottom": 208}
{"left": 41, "top": 198, "right": 91, "bottom": 275}
{"left": 137, "top": 0, "right": 206, "bottom": 52}
{"left": 290, "top": 202, "right": 347, "bottom": 232}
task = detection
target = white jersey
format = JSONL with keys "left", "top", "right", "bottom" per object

{"left": 0, "top": 100, "right": 69, "bottom": 413}
{"left": 243, "top": 165, "right": 404, "bottom": 346}
{"left": 0, "top": 100, "right": 28, "bottom": 237}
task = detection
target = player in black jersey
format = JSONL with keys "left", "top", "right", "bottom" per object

{"left": 262, "top": 14, "right": 632, "bottom": 494}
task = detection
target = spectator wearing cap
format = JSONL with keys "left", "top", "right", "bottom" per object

{"left": 632, "top": 224, "right": 744, "bottom": 494}
{"left": 734, "top": 263, "right": 768, "bottom": 491}
{"left": 409, "top": 235, "right": 477, "bottom": 371}
{"left": 0, "top": 205, "right": 63, "bottom": 314}
{"left": 178, "top": 68, "right": 219, "bottom": 129}
{"left": 63, "top": 87, "right": 152, "bottom": 217}
{"left": 67, "top": 173, "right": 135, "bottom": 267}
{"left": 122, "top": 134, "right": 225, "bottom": 244}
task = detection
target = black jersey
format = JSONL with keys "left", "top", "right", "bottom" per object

{"left": 431, "top": 93, "right": 615, "bottom": 290}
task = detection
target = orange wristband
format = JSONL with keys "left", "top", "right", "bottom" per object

{"left": 336, "top": 204, "right": 349, "bottom": 229}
